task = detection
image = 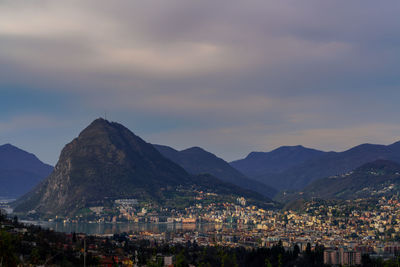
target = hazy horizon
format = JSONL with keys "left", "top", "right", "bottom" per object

{"left": 2, "top": 120, "right": 400, "bottom": 166}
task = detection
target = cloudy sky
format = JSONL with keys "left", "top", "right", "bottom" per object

{"left": 1, "top": 0, "right": 400, "bottom": 165}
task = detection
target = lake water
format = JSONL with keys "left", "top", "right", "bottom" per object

{"left": 20, "top": 221, "right": 250, "bottom": 235}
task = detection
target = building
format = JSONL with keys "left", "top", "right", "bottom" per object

{"left": 324, "top": 249, "right": 340, "bottom": 265}
{"left": 324, "top": 248, "right": 361, "bottom": 266}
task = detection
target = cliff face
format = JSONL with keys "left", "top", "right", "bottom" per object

{"left": 14, "top": 118, "right": 191, "bottom": 216}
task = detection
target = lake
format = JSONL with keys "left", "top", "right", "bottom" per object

{"left": 20, "top": 221, "right": 251, "bottom": 235}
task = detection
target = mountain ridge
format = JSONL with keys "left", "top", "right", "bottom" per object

{"left": 231, "top": 141, "right": 400, "bottom": 191}
{"left": 278, "top": 159, "right": 400, "bottom": 202}
{"left": 0, "top": 144, "right": 53, "bottom": 198}
{"left": 231, "top": 145, "right": 325, "bottom": 179}
{"left": 154, "top": 144, "right": 277, "bottom": 198}
{"left": 14, "top": 118, "right": 272, "bottom": 217}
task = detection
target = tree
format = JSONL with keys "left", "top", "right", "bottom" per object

{"left": 0, "top": 210, "right": 6, "bottom": 222}
{"left": 175, "top": 250, "right": 188, "bottom": 267}
{"left": 0, "top": 230, "right": 18, "bottom": 267}
{"left": 304, "top": 242, "right": 314, "bottom": 266}
{"left": 305, "top": 243, "right": 312, "bottom": 255}
{"left": 30, "top": 247, "right": 41, "bottom": 265}
{"left": 147, "top": 257, "right": 163, "bottom": 267}
{"left": 222, "top": 253, "right": 238, "bottom": 267}
{"left": 13, "top": 216, "right": 18, "bottom": 226}
{"left": 72, "top": 232, "right": 77, "bottom": 243}
{"left": 361, "top": 254, "right": 373, "bottom": 267}
{"left": 293, "top": 244, "right": 300, "bottom": 258}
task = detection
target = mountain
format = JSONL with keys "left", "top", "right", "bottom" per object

{"left": 0, "top": 144, "right": 53, "bottom": 198}
{"left": 154, "top": 144, "right": 277, "bottom": 198}
{"left": 231, "top": 145, "right": 325, "bottom": 178}
{"left": 279, "top": 160, "right": 400, "bottom": 202}
{"left": 270, "top": 142, "right": 400, "bottom": 191}
{"left": 14, "top": 119, "right": 272, "bottom": 217}
{"left": 231, "top": 142, "right": 400, "bottom": 191}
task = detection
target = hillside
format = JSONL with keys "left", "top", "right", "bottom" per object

{"left": 232, "top": 142, "right": 400, "bottom": 191}
{"left": 0, "top": 144, "right": 53, "bottom": 198}
{"left": 278, "top": 160, "right": 400, "bottom": 202}
{"left": 231, "top": 145, "right": 324, "bottom": 179}
{"left": 13, "top": 119, "right": 272, "bottom": 217}
{"left": 154, "top": 144, "right": 277, "bottom": 197}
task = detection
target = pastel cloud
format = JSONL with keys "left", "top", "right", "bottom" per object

{"left": 0, "top": 0, "right": 400, "bottom": 163}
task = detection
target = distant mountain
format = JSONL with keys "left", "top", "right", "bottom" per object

{"left": 231, "top": 142, "right": 400, "bottom": 191}
{"left": 154, "top": 144, "right": 277, "bottom": 198}
{"left": 231, "top": 145, "right": 325, "bottom": 178}
{"left": 14, "top": 119, "right": 272, "bottom": 217}
{"left": 0, "top": 144, "right": 53, "bottom": 198}
{"left": 270, "top": 142, "right": 400, "bottom": 191}
{"left": 279, "top": 160, "right": 400, "bottom": 202}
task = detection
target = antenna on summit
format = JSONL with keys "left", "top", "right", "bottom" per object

{"left": 104, "top": 111, "right": 107, "bottom": 120}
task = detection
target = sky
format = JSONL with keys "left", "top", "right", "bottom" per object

{"left": 1, "top": 0, "right": 400, "bottom": 165}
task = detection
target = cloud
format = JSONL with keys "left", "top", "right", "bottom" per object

{"left": 0, "top": 0, "right": 400, "bottom": 162}
{"left": 0, "top": 114, "right": 63, "bottom": 133}
{"left": 2, "top": 0, "right": 397, "bottom": 90}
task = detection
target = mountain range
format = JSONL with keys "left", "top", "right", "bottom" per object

{"left": 13, "top": 119, "right": 272, "bottom": 217}
{"left": 153, "top": 144, "right": 277, "bottom": 198}
{"left": 278, "top": 160, "right": 400, "bottom": 202}
{"left": 0, "top": 144, "right": 53, "bottom": 198}
{"left": 4, "top": 118, "right": 400, "bottom": 209}
{"left": 231, "top": 142, "right": 400, "bottom": 191}
{"left": 231, "top": 145, "right": 324, "bottom": 179}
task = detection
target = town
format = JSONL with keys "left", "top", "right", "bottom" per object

{"left": 3, "top": 193, "right": 400, "bottom": 266}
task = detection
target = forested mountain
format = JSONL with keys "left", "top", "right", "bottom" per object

{"left": 278, "top": 160, "right": 400, "bottom": 202}
{"left": 154, "top": 144, "right": 277, "bottom": 197}
{"left": 232, "top": 142, "right": 400, "bottom": 191}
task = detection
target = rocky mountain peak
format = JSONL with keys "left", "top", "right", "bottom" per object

{"left": 14, "top": 118, "right": 190, "bottom": 216}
